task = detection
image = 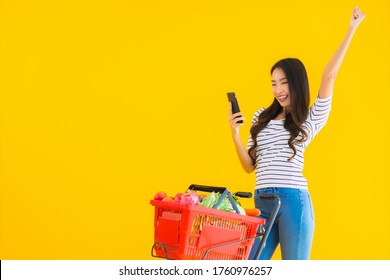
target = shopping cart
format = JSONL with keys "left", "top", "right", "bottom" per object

{"left": 150, "top": 184, "right": 280, "bottom": 260}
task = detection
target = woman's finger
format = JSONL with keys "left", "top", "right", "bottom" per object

{"left": 228, "top": 113, "right": 243, "bottom": 123}
{"left": 232, "top": 112, "right": 243, "bottom": 119}
{"left": 229, "top": 116, "right": 245, "bottom": 125}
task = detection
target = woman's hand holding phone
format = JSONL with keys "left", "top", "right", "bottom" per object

{"left": 227, "top": 92, "right": 245, "bottom": 137}
{"left": 228, "top": 104, "right": 245, "bottom": 137}
{"left": 227, "top": 92, "right": 255, "bottom": 173}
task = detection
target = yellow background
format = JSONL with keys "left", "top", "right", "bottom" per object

{"left": 1, "top": 0, "right": 389, "bottom": 260}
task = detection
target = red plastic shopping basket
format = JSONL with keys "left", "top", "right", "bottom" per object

{"left": 150, "top": 199, "right": 266, "bottom": 260}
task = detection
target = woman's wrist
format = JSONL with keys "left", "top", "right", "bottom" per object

{"left": 347, "top": 24, "right": 358, "bottom": 34}
{"left": 231, "top": 129, "right": 241, "bottom": 140}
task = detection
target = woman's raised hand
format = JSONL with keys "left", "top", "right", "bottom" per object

{"left": 228, "top": 102, "right": 245, "bottom": 137}
{"left": 350, "top": 6, "right": 366, "bottom": 30}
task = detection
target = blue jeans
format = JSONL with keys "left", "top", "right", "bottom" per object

{"left": 249, "top": 187, "right": 315, "bottom": 260}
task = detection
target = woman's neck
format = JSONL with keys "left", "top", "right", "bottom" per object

{"left": 274, "top": 107, "right": 290, "bottom": 120}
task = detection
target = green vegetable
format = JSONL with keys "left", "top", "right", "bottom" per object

{"left": 199, "top": 192, "right": 246, "bottom": 215}
{"left": 215, "top": 197, "right": 234, "bottom": 212}
{"left": 199, "top": 192, "right": 218, "bottom": 208}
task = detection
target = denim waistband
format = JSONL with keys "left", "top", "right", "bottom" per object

{"left": 254, "top": 187, "right": 308, "bottom": 195}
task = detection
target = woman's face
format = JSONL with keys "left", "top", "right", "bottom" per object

{"left": 271, "top": 68, "right": 291, "bottom": 110}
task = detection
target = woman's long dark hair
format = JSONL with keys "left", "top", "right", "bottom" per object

{"left": 248, "top": 58, "right": 310, "bottom": 162}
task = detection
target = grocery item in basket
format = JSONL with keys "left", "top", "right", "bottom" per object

{"left": 244, "top": 208, "right": 261, "bottom": 216}
{"left": 154, "top": 190, "right": 201, "bottom": 205}
{"left": 199, "top": 192, "right": 246, "bottom": 215}
{"left": 198, "top": 191, "right": 217, "bottom": 207}
{"left": 180, "top": 190, "right": 200, "bottom": 205}
{"left": 154, "top": 191, "right": 167, "bottom": 200}
{"left": 174, "top": 193, "right": 184, "bottom": 202}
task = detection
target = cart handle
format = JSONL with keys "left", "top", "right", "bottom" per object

{"left": 188, "top": 184, "right": 252, "bottom": 198}
{"left": 188, "top": 184, "right": 227, "bottom": 193}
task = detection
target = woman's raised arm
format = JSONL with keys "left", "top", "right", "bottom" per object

{"left": 319, "top": 6, "right": 366, "bottom": 99}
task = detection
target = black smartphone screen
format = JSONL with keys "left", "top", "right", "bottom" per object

{"left": 227, "top": 92, "right": 243, "bottom": 124}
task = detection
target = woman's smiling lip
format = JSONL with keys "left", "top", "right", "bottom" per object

{"left": 277, "top": 95, "right": 288, "bottom": 101}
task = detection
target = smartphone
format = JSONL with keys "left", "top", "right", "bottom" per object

{"left": 227, "top": 92, "right": 243, "bottom": 124}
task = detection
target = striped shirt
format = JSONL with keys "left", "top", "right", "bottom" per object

{"left": 247, "top": 95, "right": 332, "bottom": 190}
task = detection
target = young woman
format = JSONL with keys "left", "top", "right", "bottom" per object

{"left": 228, "top": 7, "right": 365, "bottom": 260}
